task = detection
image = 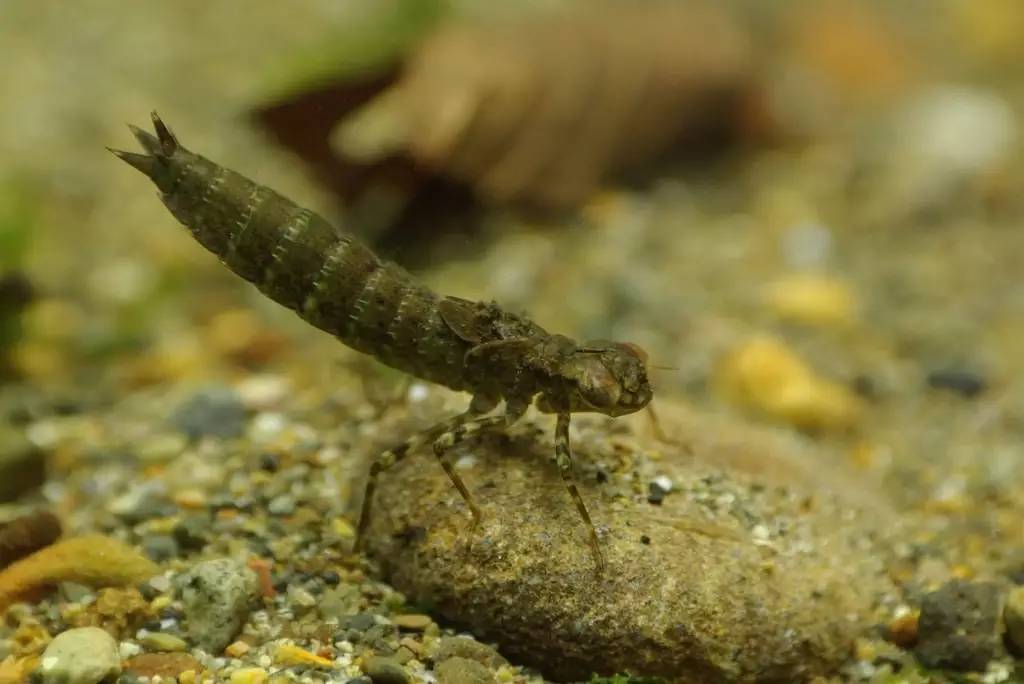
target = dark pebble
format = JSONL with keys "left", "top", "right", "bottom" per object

{"left": 170, "top": 385, "right": 247, "bottom": 439}
{"left": 143, "top": 619, "right": 162, "bottom": 632}
{"left": 647, "top": 480, "right": 668, "bottom": 505}
{"left": 915, "top": 579, "right": 1004, "bottom": 671}
{"left": 322, "top": 570, "right": 341, "bottom": 586}
{"left": 346, "top": 679, "right": 373, "bottom": 684}
{"left": 640, "top": 535, "right": 651, "bottom": 545}
{"left": 926, "top": 368, "right": 986, "bottom": 398}
{"left": 173, "top": 516, "right": 210, "bottom": 551}
{"left": 259, "top": 452, "right": 280, "bottom": 472}
{"left": 343, "top": 613, "right": 378, "bottom": 632}
{"left": 142, "top": 534, "right": 180, "bottom": 562}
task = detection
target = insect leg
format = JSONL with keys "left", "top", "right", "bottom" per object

{"left": 354, "top": 395, "right": 496, "bottom": 553}
{"left": 554, "top": 412, "right": 606, "bottom": 573}
{"left": 431, "top": 414, "right": 509, "bottom": 529}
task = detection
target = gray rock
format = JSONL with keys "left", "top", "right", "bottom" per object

{"left": 170, "top": 386, "right": 246, "bottom": 440}
{"left": 435, "top": 637, "right": 507, "bottom": 668}
{"left": 1005, "top": 586, "right": 1024, "bottom": 655}
{"left": 141, "top": 534, "right": 179, "bottom": 562}
{"left": 38, "top": 627, "right": 121, "bottom": 684}
{"left": 362, "top": 407, "right": 896, "bottom": 682}
{"left": 915, "top": 579, "right": 1004, "bottom": 671}
{"left": 177, "top": 558, "right": 258, "bottom": 653}
{"left": 435, "top": 657, "right": 495, "bottom": 684}
{"left": 362, "top": 655, "right": 410, "bottom": 684}
{"left": 267, "top": 494, "right": 296, "bottom": 516}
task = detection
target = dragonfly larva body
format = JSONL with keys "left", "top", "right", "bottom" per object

{"left": 112, "top": 113, "right": 654, "bottom": 570}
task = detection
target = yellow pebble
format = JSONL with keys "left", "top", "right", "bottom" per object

{"left": 230, "top": 668, "right": 269, "bottom": 684}
{"left": 765, "top": 273, "right": 857, "bottom": 328}
{"left": 716, "top": 337, "right": 864, "bottom": 431}
{"left": 332, "top": 518, "right": 355, "bottom": 539}
{"left": 179, "top": 671, "right": 196, "bottom": 684}
{"left": 274, "top": 643, "right": 334, "bottom": 667}
{"left": 150, "top": 594, "right": 172, "bottom": 612}
{"left": 225, "top": 640, "right": 251, "bottom": 658}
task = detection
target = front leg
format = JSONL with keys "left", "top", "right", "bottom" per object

{"left": 555, "top": 413, "right": 606, "bottom": 573}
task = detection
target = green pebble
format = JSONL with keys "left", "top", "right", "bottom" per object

{"left": 363, "top": 655, "right": 410, "bottom": 684}
{"left": 140, "top": 631, "right": 189, "bottom": 652}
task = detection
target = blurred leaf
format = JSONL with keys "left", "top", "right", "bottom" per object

{"left": 257, "top": 0, "right": 451, "bottom": 102}
{"left": 0, "top": 180, "right": 38, "bottom": 270}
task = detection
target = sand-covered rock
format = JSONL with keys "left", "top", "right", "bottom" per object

{"left": 362, "top": 404, "right": 896, "bottom": 682}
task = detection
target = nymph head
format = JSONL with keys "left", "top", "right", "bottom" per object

{"left": 545, "top": 340, "right": 653, "bottom": 416}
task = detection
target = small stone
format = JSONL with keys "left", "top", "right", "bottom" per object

{"left": 39, "top": 627, "right": 121, "bottom": 684}
{"left": 225, "top": 640, "right": 251, "bottom": 657}
{"left": 392, "top": 614, "right": 433, "bottom": 631}
{"left": 177, "top": 559, "right": 258, "bottom": 653}
{"left": 342, "top": 613, "right": 378, "bottom": 632}
{"left": 170, "top": 386, "right": 247, "bottom": 440}
{"left": 59, "top": 582, "right": 95, "bottom": 604}
{"left": 319, "top": 586, "right": 361, "bottom": 620}
{"left": 230, "top": 668, "right": 268, "bottom": 684}
{"left": 435, "top": 657, "right": 495, "bottom": 684}
{"left": 1003, "top": 586, "right": 1024, "bottom": 655}
{"left": 926, "top": 368, "right": 987, "bottom": 398}
{"left": 124, "top": 652, "right": 202, "bottom": 679}
{"left": 172, "top": 516, "right": 210, "bottom": 551}
{"left": 646, "top": 480, "right": 668, "bottom": 505}
{"left": 139, "top": 632, "right": 188, "bottom": 652}
{"left": 173, "top": 489, "right": 207, "bottom": 510}
{"left": 915, "top": 579, "right": 1004, "bottom": 671}
{"left": 362, "top": 655, "right": 410, "bottom": 684}
{"left": 887, "top": 609, "right": 919, "bottom": 648}
{"left": 141, "top": 535, "right": 180, "bottom": 563}
{"left": 267, "top": 495, "right": 296, "bottom": 516}
{"left": 288, "top": 585, "right": 317, "bottom": 608}
{"left": 435, "top": 638, "right": 508, "bottom": 669}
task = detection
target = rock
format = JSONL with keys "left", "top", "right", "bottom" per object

{"left": 435, "top": 657, "right": 495, "bottom": 684}
{"left": 1005, "top": 586, "right": 1024, "bottom": 655}
{"left": 38, "top": 627, "right": 121, "bottom": 684}
{"left": 915, "top": 579, "right": 1004, "bottom": 671}
{"left": 172, "top": 516, "right": 210, "bottom": 551}
{"left": 170, "top": 386, "right": 247, "bottom": 440}
{"left": 435, "top": 637, "right": 507, "bottom": 669}
{"left": 0, "top": 422, "right": 45, "bottom": 502}
{"left": 362, "top": 655, "right": 410, "bottom": 684}
{"left": 362, "top": 405, "right": 895, "bottom": 681}
{"left": 392, "top": 614, "right": 433, "bottom": 631}
{"left": 177, "top": 559, "right": 258, "bottom": 653}
{"left": 141, "top": 535, "right": 179, "bottom": 562}
{"left": 139, "top": 631, "right": 188, "bottom": 652}
{"left": 926, "top": 368, "right": 987, "bottom": 398}
{"left": 124, "top": 652, "right": 202, "bottom": 679}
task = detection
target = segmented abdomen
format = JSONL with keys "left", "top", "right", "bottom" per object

{"left": 165, "top": 152, "right": 470, "bottom": 389}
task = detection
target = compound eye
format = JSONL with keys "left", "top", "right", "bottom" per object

{"left": 577, "top": 363, "right": 621, "bottom": 409}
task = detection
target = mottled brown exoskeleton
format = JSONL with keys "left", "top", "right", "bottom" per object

{"left": 111, "top": 113, "right": 653, "bottom": 570}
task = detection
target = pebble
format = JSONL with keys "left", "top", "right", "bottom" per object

{"left": 392, "top": 614, "right": 433, "bottom": 631}
{"left": 435, "top": 657, "right": 495, "bottom": 684}
{"left": 1003, "top": 585, "right": 1024, "bottom": 655}
{"left": 267, "top": 494, "right": 296, "bottom": 516}
{"left": 124, "top": 652, "right": 202, "bottom": 679}
{"left": 172, "top": 516, "right": 210, "bottom": 551}
{"left": 435, "top": 637, "right": 508, "bottom": 669}
{"left": 141, "top": 534, "right": 180, "bottom": 562}
{"left": 170, "top": 386, "right": 247, "bottom": 440}
{"left": 364, "top": 408, "right": 894, "bottom": 681}
{"left": 177, "top": 559, "right": 258, "bottom": 653}
{"left": 139, "top": 631, "right": 188, "bottom": 652}
{"left": 230, "top": 668, "right": 269, "bottom": 684}
{"left": 764, "top": 273, "right": 858, "bottom": 328}
{"left": 363, "top": 656, "right": 410, "bottom": 684}
{"left": 914, "top": 579, "right": 1004, "bottom": 671}
{"left": 38, "top": 627, "right": 121, "bottom": 684}
{"left": 926, "top": 368, "right": 987, "bottom": 398}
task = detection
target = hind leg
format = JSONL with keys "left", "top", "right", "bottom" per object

{"left": 354, "top": 395, "right": 497, "bottom": 552}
